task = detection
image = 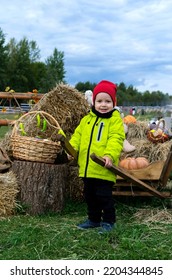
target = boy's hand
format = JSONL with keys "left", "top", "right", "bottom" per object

{"left": 102, "top": 156, "right": 113, "bottom": 168}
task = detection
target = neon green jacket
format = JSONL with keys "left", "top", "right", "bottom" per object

{"left": 69, "top": 109, "right": 125, "bottom": 182}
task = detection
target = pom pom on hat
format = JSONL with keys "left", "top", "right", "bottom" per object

{"left": 93, "top": 80, "right": 117, "bottom": 105}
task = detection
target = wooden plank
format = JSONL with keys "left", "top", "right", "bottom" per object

{"left": 0, "top": 92, "right": 44, "bottom": 100}
{"left": 0, "top": 119, "right": 15, "bottom": 126}
{"left": 113, "top": 191, "right": 153, "bottom": 196}
{"left": 159, "top": 145, "right": 172, "bottom": 187}
{"left": 57, "top": 134, "right": 78, "bottom": 160}
{"left": 90, "top": 153, "right": 165, "bottom": 198}
{"left": 115, "top": 181, "right": 160, "bottom": 187}
{"left": 112, "top": 191, "right": 172, "bottom": 197}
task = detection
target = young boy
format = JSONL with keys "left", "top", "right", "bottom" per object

{"left": 69, "top": 80, "right": 125, "bottom": 233}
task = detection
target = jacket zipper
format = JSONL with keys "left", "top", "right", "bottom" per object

{"left": 84, "top": 116, "right": 99, "bottom": 177}
{"left": 97, "top": 122, "right": 104, "bottom": 141}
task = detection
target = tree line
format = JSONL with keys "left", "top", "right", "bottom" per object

{"left": 75, "top": 81, "right": 172, "bottom": 106}
{"left": 0, "top": 27, "right": 65, "bottom": 93}
{"left": 0, "top": 27, "right": 171, "bottom": 107}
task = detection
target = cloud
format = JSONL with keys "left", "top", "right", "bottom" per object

{"left": 1, "top": 0, "right": 172, "bottom": 94}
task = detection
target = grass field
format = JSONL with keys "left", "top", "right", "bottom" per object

{"left": 0, "top": 112, "right": 172, "bottom": 260}
{"left": 0, "top": 198, "right": 172, "bottom": 260}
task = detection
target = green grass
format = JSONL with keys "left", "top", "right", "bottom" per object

{"left": 0, "top": 113, "right": 20, "bottom": 138}
{"left": 0, "top": 199, "right": 172, "bottom": 260}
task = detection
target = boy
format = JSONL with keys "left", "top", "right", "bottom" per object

{"left": 69, "top": 80, "right": 125, "bottom": 233}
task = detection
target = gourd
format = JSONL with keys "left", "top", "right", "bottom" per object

{"left": 41, "top": 119, "right": 47, "bottom": 132}
{"left": 119, "top": 157, "right": 149, "bottom": 170}
{"left": 19, "top": 122, "right": 26, "bottom": 136}
{"left": 36, "top": 114, "right": 41, "bottom": 127}
{"left": 123, "top": 115, "right": 136, "bottom": 124}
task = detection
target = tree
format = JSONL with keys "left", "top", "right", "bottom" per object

{"left": 117, "top": 83, "right": 141, "bottom": 106}
{"left": 29, "top": 61, "right": 47, "bottom": 92}
{"left": 6, "top": 37, "right": 41, "bottom": 91}
{"left": 29, "top": 40, "right": 40, "bottom": 63}
{"left": 42, "top": 48, "right": 66, "bottom": 92}
{"left": 118, "top": 82, "right": 127, "bottom": 93}
{"left": 75, "top": 81, "right": 97, "bottom": 93}
{"left": 0, "top": 28, "right": 8, "bottom": 90}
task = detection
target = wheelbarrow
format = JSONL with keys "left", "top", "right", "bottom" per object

{"left": 57, "top": 135, "right": 172, "bottom": 200}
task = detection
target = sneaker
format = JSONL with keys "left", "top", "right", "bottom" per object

{"left": 98, "top": 222, "right": 115, "bottom": 234}
{"left": 77, "top": 219, "right": 100, "bottom": 229}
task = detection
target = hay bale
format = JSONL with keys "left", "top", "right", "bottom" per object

{"left": 0, "top": 131, "right": 13, "bottom": 157}
{"left": 127, "top": 120, "right": 149, "bottom": 141}
{"left": 31, "top": 83, "right": 89, "bottom": 135}
{"left": 67, "top": 165, "right": 84, "bottom": 201}
{"left": 0, "top": 171, "right": 19, "bottom": 217}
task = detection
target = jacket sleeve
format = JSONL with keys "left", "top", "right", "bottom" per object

{"left": 103, "top": 112, "right": 125, "bottom": 164}
{"left": 69, "top": 119, "right": 84, "bottom": 152}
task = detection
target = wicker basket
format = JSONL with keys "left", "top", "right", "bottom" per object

{"left": 11, "top": 111, "right": 62, "bottom": 163}
{"left": 147, "top": 119, "right": 169, "bottom": 144}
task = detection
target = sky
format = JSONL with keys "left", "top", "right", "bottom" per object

{"left": 1, "top": 0, "right": 172, "bottom": 94}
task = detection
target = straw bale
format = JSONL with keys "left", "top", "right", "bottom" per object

{"left": 0, "top": 131, "right": 13, "bottom": 157}
{"left": 127, "top": 121, "right": 149, "bottom": 141}
{"left": 30, "top": 83, "right": 89, "bottom": 136}
{"left": 67, "top": 165, "right": 84, "bottom": 201}
{"left": 0, "top": 171, "right": 19, "bottom": 217}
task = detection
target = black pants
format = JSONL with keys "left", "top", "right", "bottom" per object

{"left": 82, "top": 178, "right": 116, "bottom": 224}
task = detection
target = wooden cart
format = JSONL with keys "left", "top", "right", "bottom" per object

{"left": 90, "top": 146, "right": 172, "bottom": 199}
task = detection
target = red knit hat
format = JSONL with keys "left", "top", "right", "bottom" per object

{"left": 93, "top": 80, "right": 117, "bottom": 105}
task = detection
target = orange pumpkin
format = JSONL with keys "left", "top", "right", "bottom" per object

{"left": 123, "top": 115, "right": 136, "bottom": 124}
{"left": 119, "top": 157, "right": 149, "bottom": 170}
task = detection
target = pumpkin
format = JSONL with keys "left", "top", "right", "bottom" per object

{"left": 119, "top": 157, "right": 149, "bottom": 170}
{"left": 123, "top": 115, "right": 136, "bottom": 124}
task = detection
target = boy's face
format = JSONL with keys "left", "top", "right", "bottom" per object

{"left": 94, "top": 92, "right": 113, "bottom": 113}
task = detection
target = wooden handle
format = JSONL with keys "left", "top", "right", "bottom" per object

{"left": 57, "top": 134, "right": 78, "bottom": 160}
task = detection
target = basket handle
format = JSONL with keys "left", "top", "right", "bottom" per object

{"left": 11, "top": 110, "right": 62, "bottom": 137}
{"left": 155, "top": 119, "right": 165, "bottom": 130}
